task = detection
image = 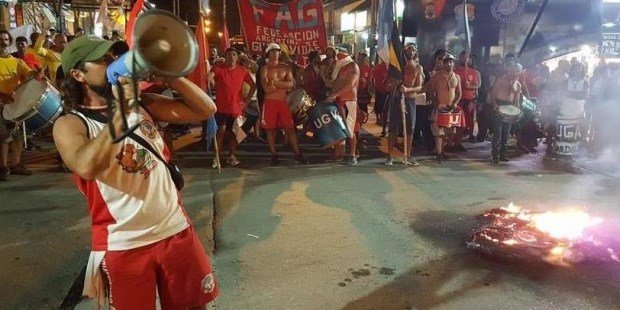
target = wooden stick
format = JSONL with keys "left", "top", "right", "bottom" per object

{"left": 400, "top": 92, "right": 409, "bottom": 165}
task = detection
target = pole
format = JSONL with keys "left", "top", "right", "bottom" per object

{"left": 518, "top": 0, "right": 549, "bottom": 58}
{"left": 396, "top": 0, "right": 409, "bottom": 165}
{"left": 197, "top": 0, "right": 221, "bottom": 173}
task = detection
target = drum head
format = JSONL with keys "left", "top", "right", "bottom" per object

{"left": 4, "top": 79, "right": 48, "bottom": 120}
{"left": 498, "top": 105, "right": 521, "bottom": 117}
{"left": 287, "top": 89, "right": 305, "bottom": 106}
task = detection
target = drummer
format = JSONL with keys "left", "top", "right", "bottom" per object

{"left": 210, "top": 47, "right": 256, "bottom": 167}
{"left": 427, "top": 53, "right": 462, "bottom": 163}
{"left": 489, "top": 64, "right": 523, "bottom": 164}
{"left": 326, "top": 48, "right": 360, "bottom": 166}
{"left": 0, "top": 30, "right": 40, "bottom": 180}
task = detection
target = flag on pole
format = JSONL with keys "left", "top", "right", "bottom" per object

{"left": 387, "top": 20, "right": 404, "bottom": 80}
{"left": 188, "top": 12, "right": 218, "bottom": 151}
{"left": 125, "top": 0, "right": 151, "bottom": 47}
{"left": 221, "top": 24, "right": 230, "bottom": 51}
{"left": 377, "top": 0, "right": 394, "bottom": 65}
{"left": 188, "top": 14, "right": 210, "bottom": 90}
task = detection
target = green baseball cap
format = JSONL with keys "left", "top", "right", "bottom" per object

{"left": 61, "top": 35, "right": 117, "bottom": 71}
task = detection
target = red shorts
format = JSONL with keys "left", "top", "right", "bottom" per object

{"left": 261, "top": 99, "right": 294, "bottom": 129}
{"left": 101, "top": 227, "right": 219, "bottom": 309}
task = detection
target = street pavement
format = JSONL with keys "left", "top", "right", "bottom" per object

{"left": 1, "top": 122, "right": 620, "bottom": 310}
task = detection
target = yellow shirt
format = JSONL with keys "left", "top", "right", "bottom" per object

{"left": 25, "top": 35, "right": 48, "bottom": 70}
{"left": 24, "top": 35, "right": 61, "bottom": 84}
{"left": 0, "top": 55, "right": 31, "bottom": 95}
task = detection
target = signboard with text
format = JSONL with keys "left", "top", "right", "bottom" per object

{"left": 238, "top": 0, "right": 327, "bottom": 55}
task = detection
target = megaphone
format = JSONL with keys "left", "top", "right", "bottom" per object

{"left": 106, "top": 9, "right": 198, "bottom": 84}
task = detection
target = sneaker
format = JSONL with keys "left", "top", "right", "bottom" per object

{"left": 270, "top": 154, "right": 280, "bottom": 166}
{"left": 347, "top": 157, "right": 358, "bottom": 166}
{"left": 226, "top": 155, "right": 240, "bottom": 166}
{"left": 406, "top": 159, "right": 420, "bottom": 166}
{"left": 295, "top": 155, "right": 309, "bottom": 165}
{"left": 436, "top": 154, "right": 444, "bottom": 163}
{"left": 384, "top": 157, "right": 393, "bottom": 166}
{"left": 211, "top": 159, "right": 220, "bottom": 169}
{"left": 10, "top": 164, "right": 32, "bottom": 175}
{"left": 0, "top": 166, "right": 9, "bottom": 181}
{"left": 491, "top": 157, "right": 500, "bottom": 164}
{"left": 499, "top": 156, "right": 510, "bottom": 162}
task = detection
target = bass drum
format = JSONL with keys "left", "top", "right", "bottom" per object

{"left": 308, "top": 102, "right": 349, "bottom": 149}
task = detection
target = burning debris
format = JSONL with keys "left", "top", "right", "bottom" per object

{"left": 467, "top": 203, "right": 620, "bottom": 266}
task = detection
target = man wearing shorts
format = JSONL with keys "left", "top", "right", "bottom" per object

{"left": 490, "top": 64, "right": 523, "bottom": 164}
{"left": 0, "top": 30, "right": 35, "bottom": 181}
{"left": 260, "top": 43, "right": 307, "bottom": 165}
{"left": 210, "top": 47, "right": 256, "bottom": 167}
{"left": 385, "top": 43, "right": 424, "bottom": 166}
{"left": 53, "top": 35, "right": 219, "bottom": 308}
{"left": 427, "top": 53, "right": 462, "bottom": 163}
{"left": 327, "top": 49, "right": 360, "bottom": 165}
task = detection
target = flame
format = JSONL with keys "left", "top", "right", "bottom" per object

{"left": 530, "top": 210, "right": 603, "bottom": 241}
{"left": 500, "top": 203, "right": 602, "bottom": 241}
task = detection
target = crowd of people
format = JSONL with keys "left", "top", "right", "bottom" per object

{"left": 204, "top": 41, "right": 617, "bottom": 168}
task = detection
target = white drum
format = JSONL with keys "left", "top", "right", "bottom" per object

{"left": 2, "top": 79, "right": 63, "bottom": 132}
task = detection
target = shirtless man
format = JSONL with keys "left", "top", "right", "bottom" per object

{"left": 385, "top": 43, "right": 424, "bottom": 166}
{"left": 427, "top": 53, "right": 462, "bottom": 163}
{"left": 327, "top": 50, "right": 360, "bottom": 165}
{"left": 489, "top": 64, "right": 523, "bottom": 164}
{"left": 260, "top": 43, "right": 307, "bottom": 165}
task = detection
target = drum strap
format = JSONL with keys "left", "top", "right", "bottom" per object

{"left": 77, "top": 109, "right": 170, "bottom": 166}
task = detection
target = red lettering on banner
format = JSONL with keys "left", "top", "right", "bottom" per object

{"left": 239, "top": 0, "right": 328, "bottom": 55}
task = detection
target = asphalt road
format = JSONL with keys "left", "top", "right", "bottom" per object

{"left": 1, "top": 126, "right": 619, "bottom": 310}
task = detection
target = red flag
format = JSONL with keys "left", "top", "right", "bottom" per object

{"left": 221, "top": 23, "right": 230, "bottom": 51}
{"left": 188, "top": 15, "right": 211, "bottom": 91}
{"left": 125, "top": 0, "right": 149, "bottom": 47}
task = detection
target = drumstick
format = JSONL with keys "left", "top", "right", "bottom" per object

{"left": 22, "top": 124, "right": 27, "bottom": 150}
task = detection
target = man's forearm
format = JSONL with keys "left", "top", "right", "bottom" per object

{"left": 273, "top": 80, "right": 294, "bottom": 90}
{"left": 169, "top": 78, "right": 216, "bottom": 116}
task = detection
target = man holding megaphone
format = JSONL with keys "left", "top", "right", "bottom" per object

{"left": 52, "top": 33, "right": 219, "bottom": 308}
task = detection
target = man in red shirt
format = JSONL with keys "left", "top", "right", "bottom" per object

{"left": 211, "top": 47, "right": 256, "bottom": 166}
{"left": 453, "top": 51, "right": 480, "bottom": 145}
{"left": 302, "top": 51, "right": 325, "bottom": 102}
{"left": 357, "top": 51, "right": 373, "bottom": 114}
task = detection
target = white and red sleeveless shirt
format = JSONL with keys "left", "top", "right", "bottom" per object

{"left": 71, "top": 107, "right": 190, "bottom": 251}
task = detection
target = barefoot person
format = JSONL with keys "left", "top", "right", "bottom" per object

{"left": 427, "top": 53, "right": 462, "bottom": 162}
{"left": 385, "top": 43, "right": 424, "bottom": 166}
{"left": 327, "top": 48, "right": 360, "bottom": 165}
{"left": 260, "top": 43, "right": 308, "bottom": 165}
